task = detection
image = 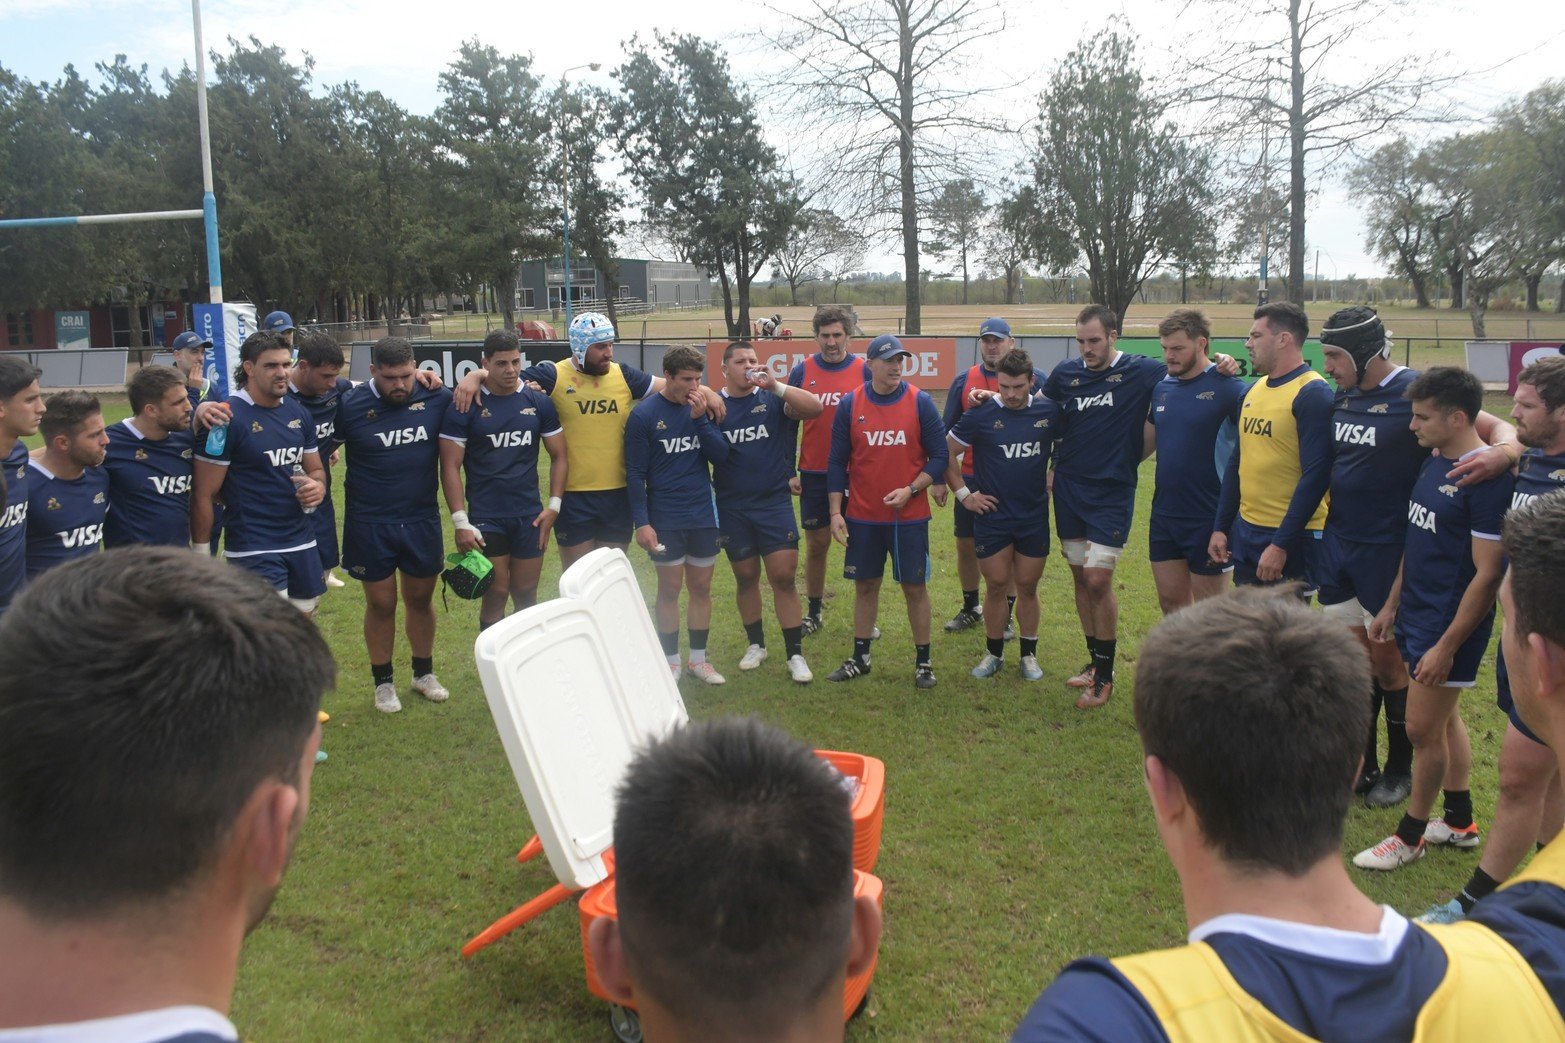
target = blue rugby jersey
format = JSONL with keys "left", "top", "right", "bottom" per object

{"left": 948, "top": 396, "right": 1060, "bottom": 528}
{"left": 944, "top": 364, "right": 1048, "bottom": 479}
{"left": 25, "top": 459, "right": 109, "bottom": 579}
{"left": 438, "top": 386, "right": 560, "bottom": 518}
{"left": 194, "top": 389, "right": 319, "bottom": 554}
{"left": 1042, "top": 352, "right": 1166, "bottom": 487}
{"left": 1149, "top": 365, "right": 1245, "bottom": 522}
{"left": 334, "top": 381, "right": 452, "bottom": 524}
{"left": 1328, "top": 367, "right": 1426, "bottom": 544}
{"left": 623, "top": 392, "right": 729, "bottom": 530}
{"left": 1511, "top": 448, "right": 1565, "bottom": 512}
{"left": 711, "top": 387, "right": 794, "bottom": 506}
{"left": 103, "top": 419, "right": 195, "bottom": 547}
{"left": 1397, "top": 450, "right": 1513, "bottom": 636}
{"left": 0, "top": 441, "right": 30, "bottom": 612}
{"left": 289, "top": 376, "right": 354, "bottom": 462}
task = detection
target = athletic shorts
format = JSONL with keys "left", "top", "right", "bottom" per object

{"left": 474, "top": 511, "right": 545, "bottom": 560}
{"left": 228, "top": 544, "right": 326, "bottom": 599}
{"left": 843, "top": 518, "right": 930, "bottom": 584}
{"left": 309, "top": 493, "right": 339, "bottom": 570}
{"left": 717, "top": 498, "right": 799, "bottom": 562}
{"left": 648, "top": 526, "right": 720, "bottom": 566}
{"left": 555, "top": 488, "right": 632, "bottom": 548}
{"left": 1496, "top": 648, "right": 1546, "bottom": 745}
{"left": 1053, "top": 478, "right": 1134, "bottom": 550}
{"left": 1396, "top": 616, "right": 1494, "bottom": 689}
{"left": 1230, "top": 518, "right": 1322, "bottom": 592}
{"left": 1148, "top": 513, "right": 1228, "bottom": 577}
{"left": 342, "top": 516, "right": 444, "bottom": 582}
{"left": 1315, "top": 530, "right": 1401, "bottom": 617}
{"left": 973, "top": 517, "right": 1049, "bottom": 560}
{"left": 953, "top": 492, "right": 976, "bottom": 539}
{"left": 798, "top": 471, "right": 832, "bottom": 531}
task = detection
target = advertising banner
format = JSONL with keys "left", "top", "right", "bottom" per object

{"left": 54, "top": 310, "right": 90, "bottom": 350}
{"left": 1508, "top": 341, "right": 1565, "bottom": 393}
{"left": 704, "top": 337, "right": 959, "bottom": 390}
{"left": 192, "top": 302, "right": 257, "bottom": 400}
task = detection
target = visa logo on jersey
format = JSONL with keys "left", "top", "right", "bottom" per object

{"left": 375, "top": 428, "right": 430, "bottom": 447}
{"left": 1242, "top": 416, "right": 1274, "bottom": 437}
{"left": 316, "top": 421, "right": 336, "bottom": 441}
{"left": 1002, "top": 441, "right": 1043, "bottom": 459}
{"left": 818, "top": 392, "right": 846, "bottom": 407}
{"left": 1074, "top": 391, "right": 1114, "bottom": 411}
{"left": 0, "top": 501, "right": 26, "bottom": 528}
{"left": 1334, "top": 422, "right": 1377, "bottom": 446}
{"left": 576, "top": 399, "right": 619, "bottom": 415}
{"left": 863, "top": 430, "right": 908, "bottom": 447}
{"left": 725, "top": 426, "right": 770, "bottom": 444}
{"left": 149, "top": 475, "right": 193, "bottom": 496}
{"left": 488, "top": 431, "right": 534, "bottom": 449}
{"left": 1408, "top": 501, "right": 1438, "bottom": 532}
{"left": 59, "top": 523, "right": 104, "bottom": 549}
{"left": 265, "top": 447, "right": 305, "bottom": 467}
{"left": 660, "top": 436, "right": 701, "bottom": 453}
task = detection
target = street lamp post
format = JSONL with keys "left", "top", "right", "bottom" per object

{"left": 559, "top": 63, "right": 601, "bottom": 330}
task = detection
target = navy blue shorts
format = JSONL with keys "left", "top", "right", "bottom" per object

{"left": 474, "top": 511, "right": 545, "bottom": 560}
{"left": 1053, "top": 478, "right": 1134, "bottom": 549}
{"left": 1231, "top": 518, "right": 1323, "bottom": 592}
{"left": 309, "top": 493, "right": 339, "bottom": 570}
{"left": 1497, "top": 648, "right": 1546, "bottom": 745}
{"left": 1315, "top": 530, "right": 1401, "bottom": 616}
{"left": 1149, "top": 513, "right": 1227, "bottom": 576}
{"left": 973, "top": 517, "right": 1050, "bottom": 560}
{"left": 953, "top": 492, "right": 976, "bottom": 539}
{"left": 798, "top": 471, "right": 831, "bottom": 531}
{"left": 843, "top": 519, "right": 930, "bottom": 584}
{"left": 1397, "top": 617, "right": 1494, "bottom": 688}
{"left": 228, "top": 544, "right": 326, "bottom": 599}
{"left": 555, "top": 488, "right": 632, "bottom": 548}
{"left": 718, "top": 498, "right": 799, "bottom": 562}
{"left": 342, "top": 516, "right": 444, "bottom": 582}
{"left": 648, "top": 526, "right": 720, "bottom": 566}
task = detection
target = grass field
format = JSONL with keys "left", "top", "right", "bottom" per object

{"left": 61, "top": 391, "right": 1523, "bottom": 1040}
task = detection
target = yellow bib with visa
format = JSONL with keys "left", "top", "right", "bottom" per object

{"left": 548, "top": 359, "right": 636, "bottom": 492}
{"left": 1237, "top": 369, "right": 1330, "bottom": 531}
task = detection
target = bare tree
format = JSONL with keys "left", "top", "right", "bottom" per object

{"left": 756, "top": 0, "right": 1010, "bottom": 333}
{"left": 771, "top": 208, "right": 845, "bottom": 305}
{"left": 1180, "top": 0, "right": 1458, "bottom": 302}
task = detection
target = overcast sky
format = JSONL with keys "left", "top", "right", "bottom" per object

{"left": 4, "top": 0, "right": 1559, "bottom": 280}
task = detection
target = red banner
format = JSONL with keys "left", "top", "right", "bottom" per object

{"left": 704, "top": 338, "right": 960, "bottom": 390}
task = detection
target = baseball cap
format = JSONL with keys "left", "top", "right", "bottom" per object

{"left": 263, "top": 310, "right": 295, "bottom": 332}
{"left": 171, "top": 331, "right": 211, "bottom": 351}
{"left": 978, "top": 317, "right": 1011, "bottom": 339}
{"left": 865, "top": 334, "right": 911, "bottom": 361}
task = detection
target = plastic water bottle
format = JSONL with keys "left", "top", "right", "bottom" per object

{"left": 204, "top": 423, "right": 226, "bottom": 455}
{"left": 292, "top": 464, "right": 317, "bottom": 514}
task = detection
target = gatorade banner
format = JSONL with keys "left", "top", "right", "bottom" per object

{"left": 192, "top": 302, "right": 256, "bottom": 400}
{"left": 704, "top": 338, "right": 958, "bottom": 390}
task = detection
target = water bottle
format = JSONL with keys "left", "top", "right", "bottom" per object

{"left": 204, "top": 423, "right": 226, "bottom": 455}
{"left": 292, "top": 464, "right": 317, "bottom": 514}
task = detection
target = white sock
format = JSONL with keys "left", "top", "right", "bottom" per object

{"left": 689, "top": 648, "right": 707, "bottom": 665}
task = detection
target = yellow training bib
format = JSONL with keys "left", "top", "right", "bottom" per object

{"left": 1237, "top": 369, "right": 1330, "bottom": 532}
{"left": 547, "top": 359, "right": 637, "bottom": 492}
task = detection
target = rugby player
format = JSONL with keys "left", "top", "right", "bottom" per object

{"left": 946, "top": 348, "right": 1060, "bottom": 683}
{"left": 1012, "top": 586, "right": 1565, "bottom": 1041}
{"left": 24, "top": 391, "right": 108, "bottom": 580}
{"left": 1142, "top": 308, "right": 1244, "bottom": 614}
{"left": 0, "top": 356, "right": 45, "bottom": 614}
{"left": 335, "top": 337, "right": 454, "bottom": 713}
{"left": 103, "top": 366, "right": 195, "bottom": 548}
{"left": 288, "top": 331, "right": 355, "bottom": 590}
{"left": 789, "top": 305, "right": 873, "bottom": 635}
{"left": 825, "top": 335, "right": 949, "bottom": 689}
{"left": 1422, "top": 357, "right": 1565, "bottom": 922}
{"left": 192, "top": 331, "right": 327, "bottom": 612}
{"left": 439, "top": 329, "right": 566, "bottom": 630}
{"left": 1210, "top": 302, "right": 1332, "bottom": 594}
{"left": 713, "top": 341, "right": 823, "bottom": 683}
{"left": 1355, "top": 368, "right": 1513, "bottom": 872}
{"left": 624, "top": 346, "right": 731, "bottom": 685}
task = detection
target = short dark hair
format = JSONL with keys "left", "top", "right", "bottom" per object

{"left": 38, "top": 390, "right": 100, "bottom": 442}
{"left": 128, "top": 365, "right": 185, "bottom": 415}
{"left": 662, "top": 345, "right": 706, "bottom": 376}
{"left": 1133, "top": 588, "right": 1370, "bottom": 875}
{"left": 1076, "top": 304, "right": 1119, "bottom": 336}
{"left": 482, "top": 329, "right": 520, "bottom": 358}
{"left": 1407, "top": 365, "right": 1483, "bottom": 426}
{"left": 812, "top": 305, "right": 853, "bottom": 335}
{"left": 995, "top": 348, "right": 1035, "bottom": 378}
{"left": 0, "top": 547, "right": 336, "bottom": 918}
{"left": 613, "top": 718, "right": 856, "bottom": 1028}
{"left": 1504, "top": 491, "right": 1565, "bottom": 654}
{"left": 1519, "top": 356, "right": 1565, "bottom": 413}
{"left": 0, "top": 355, "right": 41, "bottom": 400}
{"left": 1254, "top": 301, "right": 1309, "bottom": 344}
{"left": 295, "top": 329, "right": 344, "bottom": 369}
{"left": 371, "top": 336, "right": 415, "bottom": 368}
{"left": 722, "top": 340, "right": 755, "bottom": 363}
{"left": 1158, "top": 307, "right": 1211, "bottom": 342}
{"left": 235, "top": 330, "right": 288, "bottom": 388}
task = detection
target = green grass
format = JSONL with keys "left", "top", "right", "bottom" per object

{"left": 66, "top": 392, "right": 1517, "bottom": 1040}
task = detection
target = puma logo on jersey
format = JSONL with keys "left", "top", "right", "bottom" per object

{"left": 488, "top": 431, "right": 534, "bottom": 448}
{"left": 725, "top": 426, "right": 770, "bottom": 444}
{"left": 1197, "top": 391, "right": 1215, "bottom": 400}
{"left": 1242, "top": 416, "right": 1274, "bottom": 437}
{"left": 1335, "top": 422, "right": 1377, "bottom": 446}
{"left": 150, "top": 475, "right": 193, "bottom": 495}
{"left": 863, "top": 430, "right": 908, "bottom": 446}
{"left": 660, "top": 436, "right": 701, "bottom": 453}
{"left": 59, "top": 523, "right": 104, "bottom": 549}
{"left": 1002, "top": 442, "right": 1043, "bottom": 458}
{"left": 1074, "top": 391, "right": 1115, "bottom": 411}
{"left": 1368, "top": 404, "right": 1389, "bottom": 414}
{"left": 264, "top": 447, "right": 305, "bottom": 467}
{"left": 576, "top": 400, "right": 619, "bottom": 414}
{"left": 375, "top": 428, "right": 430, "bottom": 447}
{"left": 0, "top": 501, "right": 26, "bottom": 528}
{"left": 1408, "top": 501, "right": 1438, "bottom": 532}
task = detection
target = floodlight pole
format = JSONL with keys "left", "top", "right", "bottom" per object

{"left": 559, "top": 63, "right": 600, "bottom": 330}
{"left": 192, "top": 0, "right": 223, "bottom": 304}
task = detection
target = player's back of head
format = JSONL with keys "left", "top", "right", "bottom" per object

{"left": 1407, "top": 366, "right": 1483, "bottom": 426}
{"left": 0, "top": 547, "right": 336, "bottom": 919}
{"left": 0, "top": 354, "right": 41, "bottom": 400}
{"left": 1134, "top": 588, "right": 1370, "bottom": 874}
{"left": 612, "top": 717, "right": 857, "bottom": 1033}
{"left": 295, "top": 329, "right": 345, "bottom": 369}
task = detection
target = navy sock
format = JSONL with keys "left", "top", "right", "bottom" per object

{"left": 962, "top": 589, "right": 979, "bottom": 612}
{"left": 1020, "top": 637, "right": 1038, "bottom": 658}
{"left": 852, "top": 637, "right": 872, "bottom": 664}
{"left": 411, "top": 656, "right": 433, "bottom": 677}
{"left": 808, "top": 597, "right": 823, "bottom": 618}
{"left": 1383, "top": 686, "right": 1412, "bottom": 776}
{"left": 658, "top": 630, "right": 679, "bottom": 657}
{"left": 1092, "top": 640, "right": 1117, "bottom": 684}
{"left": 1443, "top": 789, "right": 1474, "bottom": 830}
{"left": 783, "top": 625, "right": 803, "bottom": 658}
{"left": 915, "top": 643, "right": 931, "bottom": 667}
{"left": 1396, "top": 813, "right": 1427, "bottom": 848}
{"left": 1457, "top": 867, "right": 1500, "bottom": 911}
{"left": 372, "top": 662, "right": 394, "bottom": 686}
{"left": 743, "top": 619, "right": 765, "bottom": 646}
{"left": 986, "top": 636, "right": 1005, "bottom": 658}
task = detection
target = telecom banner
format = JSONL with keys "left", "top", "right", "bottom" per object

{"left": 192, "top": 302, "right": 256, "bottom": 400}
